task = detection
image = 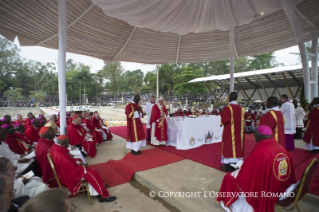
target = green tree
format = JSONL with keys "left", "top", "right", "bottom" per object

{"left": 3, "top": 88, "right": 25, "bottom": 105}
{"left": 29, "top": 91, "right": 46, "bottom": 106}
{"left": 98, "top": 61, "right": 124, "bottom": 100}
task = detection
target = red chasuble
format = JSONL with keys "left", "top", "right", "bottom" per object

{"left": 259, "top": 110, "right": 285, "bottom": 147}
{"left": 50, "top": 144, "right": 110, "bottom": 197}
{"left": 217, "top": 137, "right": 296, "bottom": 212}
{"left": 24, "top": 126, "right": 40, "bottom": 143}
{"left": 244, "top": 112, "right": 256, "bottom": 126}
{"left": 83, "top": 118, "right": 103, "bottom": 144}
{"left": 303, "top": 106, "right": 319, "bottom": 146}
{"left": 15, "top": 132, "right": 33, "bottom": 146}
{"left": 67, "top": 123, "right": 85, "bottom": 146}
{"left": 150, "top": 104, "right": 168, "bottom": 141}
{"left": 125, "top": 102, "right": 146, "bottom": 142}
{"left": 35, "top": 137, "right": 58, "bottom": 187}
{"left": 5, "top": 134, "right": 29, "bottom": 155}
{"left": 220, "top": 104, "right": 245, "bottom": 158}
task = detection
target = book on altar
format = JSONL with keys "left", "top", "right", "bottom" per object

{"left": 16, "top": 171, "right": 34, "bottom": 182}
{"left": 23, "top": 151, "right": 35, "bottom": 159}
{"left": 229, "top": 160, "right": 244, "bottom": 169}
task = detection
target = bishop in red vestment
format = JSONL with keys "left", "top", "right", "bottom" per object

{"left": 24, "top": 112, "right": 35, "bottom": 130}
{"left": 83, "top": 113, "right": 103, "bottom": 145}
{"left": 35, "top": 127, "right": 58, "bottom": 187}
{"left": 67, "top": 114, "right": 97, "bottom": 158}
{"left": 92, "top": 112, "right": 113, "bottom": 141}
{"left": 217, "top": 125, "right": 296, "bottom": 212}
{"left": 15, "top": 114, "right": 26, "bottom": 125}
{"left": 24, "top": 119, "right": 41, "bottom": 143}
{"left": 14, "top": 124, "right": 33, "bottom": 146}
{"left": 2, "top": 124, "right": 30, "bottom": 155}
{"left": 244, "top": 109, "right": 256, "bottom": 127}
{"left": 50, "top": 135, "right": 116, "bottom": 203}
{"left": 303, "top": 97, "right": 319, "bottom": 152}
{"left": 220, "top": 92, "right": 245, "bottom": 172}
{"left": 258, "top": 96, "right": 285, "bottom": 147}
{"left": 150, "top": 98, "right": 168, "bottom": 146}
{"left": 125, "top": 95, "right": 146, "bottom": 155}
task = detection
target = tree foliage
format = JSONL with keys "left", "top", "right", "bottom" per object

{"left": 3, "top": 88, "right": 25, "bottom": 104}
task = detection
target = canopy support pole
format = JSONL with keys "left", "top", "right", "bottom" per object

{"left": 213, "top": 90, "right": 225, "bottom": 107}
{"left": 156, "top": 64, "right": 159, "bottom": 100}
{"left": 244, "top": 88, "right": 257, "bottom": 108}
{"left": 58, "top": 0, "right": 67, "bottom": 134}
{"left": 203, "top": 82, "right": 218, "bottom": 100}
{"left": 271, "top": 87, "right": 277, "bottom": 96}
{"left": 311, "top": 37, "right": 318, "bottom": 99}
{"left": 230, "top": 28, "right": 235, "bottom": 92}
{"left": 281, "top": 72, "right": 294, "bottom": 99}
{"left": 256, "top": 76, "right": 269, "bottom": 98}
{"left": 257, "top": 89, "right": 263, "bottom": 101}
{"left": 298, "top": 42, "right": 311, "bottom": 102}
{"left": 294, "top": 84, "right": 301, "bottom": 99}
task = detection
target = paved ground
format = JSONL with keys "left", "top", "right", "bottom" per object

{"left": 70, "top": 134, "right": 319, "bottom": 212}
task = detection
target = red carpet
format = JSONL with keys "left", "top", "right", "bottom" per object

{"left": 109, "top": 125, "right": 146, "bottom": 140}
{"left": 89, "top": 148, "right": 184, "bottom": 188}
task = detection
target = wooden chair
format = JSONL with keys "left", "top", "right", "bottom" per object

{"left": 47, "top": 153, "right": 92, "bottom": 205}
{"left": 275, "top": 158, "right": 318, "bottom": 212}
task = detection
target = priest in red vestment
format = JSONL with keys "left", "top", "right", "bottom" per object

{"left": 217, "top": 125, "right": 296, "bottom": 212}
{"left": 24, "top": 112, "right": 35, "bottom": 130}
{"left": 244, "top": 109, "right": 256, "bottom": 133}
{"left": 220, "top": 92, "right": 245, "bottom": 172}
{"left": 67, "top": 114, "right": 96, "bottom": 158}
{"left": 35, "top": 126, "right": 58, "bottom": 187}
{"left": 24, "top": 119, "right": 41, "bottom": 144}
{"left": 15, "top": 114, "right": 26, "bottom": 125}
{"left": 125, "top": 95, "right": 146, "bottom": 155}
{"left": 2, "top": 124, "right": 30, "bottom": 155}
{"left": 303, "top": 97, "right": 319, "bottom": 153}
{"left": 14, "top": 124, "right": 33, "bottom": 146}
{"left": 50, "top": 135, "right": 116, "bottom": 203}
{"left": 83, "top": 113, "right": 103, "bottom": 145}
{"left": 174, "top": 108, "right": 184, "bottom": 117}
{"left": 150, "top": 98, "right": 168, "bottom": 146}
{"left": 259, "top": 96, "right": 285, "bottom": 147}
{"left": 92, "top": 112, "right": 113, "bottom": 141}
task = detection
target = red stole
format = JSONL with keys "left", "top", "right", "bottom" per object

{"left": 303, "top": 107, "right": 319, "bottom": 146}
{"left": 259, "top": 110, "right": 285, "bottom": 147}
{"left": 150, "top": 104, "right": 168, "bottom": 141}
{"left": 220, "top": 104, "right": 245, "bottom": 158}
{"left": 24, "top": 126, "right": 40, "bottom": 143}
{"left": 125, "top": 102, "right": 146, "bottom": 142}
{"left": 35, "top": 137, "right": 58, "bottom": 187}
{"left": 217, "top": 137, "right": 296, "bottom": 212}
{"left": 5, "top": 134, "right": 28, "bottom": 155}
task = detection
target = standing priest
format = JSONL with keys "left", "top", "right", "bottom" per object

{"left": 145, "top": 95, "right": 156, "bottom": 143}
{"left": 125, "top": 95, "right": 146, "bottom": 155}
{"left": 220, "top": 92, "right": 245, "bottom": 172}
{"left": 280, "top": 94, "right": 296, "bottom": 150}
{"left": 150, "top": 97, "right": 168, "bottom": 146}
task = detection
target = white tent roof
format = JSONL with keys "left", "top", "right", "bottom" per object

{"left": 0, "top": 0, "right": 318, "bottom": 64}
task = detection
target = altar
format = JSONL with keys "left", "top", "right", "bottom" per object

{"left": 166, "top": 116, "right": 223, "bottom": 150}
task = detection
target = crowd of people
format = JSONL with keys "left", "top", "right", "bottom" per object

{"left": 0, "top": 110, "right": 117, "bottom": 212}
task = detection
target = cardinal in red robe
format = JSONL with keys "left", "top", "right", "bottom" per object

{"left": 50, "top": 135, "right": 116, "bottom": 203}
{"left": 217, "top": 125, "right": 296, "bottom": 212}
{"left": 220, "top": 92, "right": 245, "bottom": 172}
{"left": 150, "top": 98, "right": 168, "bottom": 146}
{"left": 303, "top": 97, "right": 319, "bottom": 152}
{"left": 125, "top": 95, "right": 146, "bottom": 155}
{"left": 258, "top": 97, "right": 285, "bottom": 147}
{"left": 35, "top": 126, "right": 58, "bottom": 187}
{"left": 82, "top": 113, "right": 103, "bottom": 145}
{"left": 24, "top": 119, "right": 41, "bottom": 143}
{"left": 67, "top": 114, "right": 97, "bottom": 158}
{"left": 92, "top": 112, "right": 113, "bottom": 141}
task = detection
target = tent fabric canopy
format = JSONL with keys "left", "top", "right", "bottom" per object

{"left": 0, "top": 0, "right": 318, "bottom": 64}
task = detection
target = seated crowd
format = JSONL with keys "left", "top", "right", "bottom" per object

{"left": 0, "top": 110, "right": 115, "bottom": 212}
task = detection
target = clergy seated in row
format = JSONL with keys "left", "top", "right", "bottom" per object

{"left": 258, "top": 96, "right": 285, "bottom": 147}
{"left": 15, "top": 114, "right": 26, "bottom": 125}
{"left": 244, "top": 109, "right": 256, "bottom": 133}
{"left": 2, "top": 124, "right": 32, "bottom": 156}
{"left": 217, "top": 125, "right": 296, "bottom": 212}
{"left": 14, "top": 124, "right": 33, "bottom": 147}
{"left": 24, "top": 112, "right": 35, "bottom": 131}
{"left": 174, "top": 108, "right": 184, "bottom": 117}
{"left": 0, "top": 128, "right": 36, "bottom": 177}
{"left": 50, "top": 135, "right": 116, "bottom": 203}
{"left": 20, "top": 188, "right": 72, "bottom": 212}
{"left": 93, "top": 111, "right": 113, "bottom": 141}
{"left": 35, "top": 127, "right": 58, "bottom": 188}
{"left": 150, "top": 98, "right": 168, "bottom": 146}
{"left": 67, "top": 114, "right": 96, "bottom": 158}
{"left": 0, "top": 157, "right": 49, "bottom": 200}
{"left": 303, "top": 97, "right": 319, "bottom": 153}
{"left": 82, "top": 113, "right": 103, "bottom": 145}
{"left": 280, "top": 94, "right": 296, "bottom": 151}
{"left": 3, "top": 115, "right": 15, "bottom": 126}
{"left": 24, "top": 119, "right": 41, "bottom": 144}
